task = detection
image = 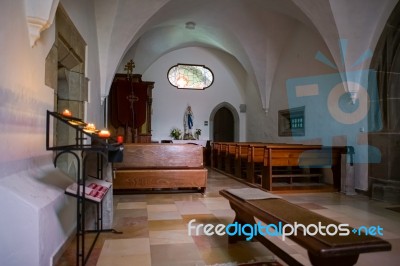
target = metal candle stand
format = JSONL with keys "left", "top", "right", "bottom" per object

{"left": 46, "top": 111, "right": 123, "bottom": 265}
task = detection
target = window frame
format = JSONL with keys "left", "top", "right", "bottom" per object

{"left": 167, "top": 63, "right": 214, "bottom": 90}
{"left": 278, "top": 106, "right": 305, "bottom": 137}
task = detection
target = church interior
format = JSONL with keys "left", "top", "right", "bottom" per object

{"left": 1, "top": 0, "right": 400, "bottom": 265}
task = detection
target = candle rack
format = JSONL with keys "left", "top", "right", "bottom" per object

{"left": 45, "top": 110, "right": 123, "bottom": 265}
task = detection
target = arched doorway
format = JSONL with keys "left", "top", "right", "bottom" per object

{"left": 214, "top": 107, "right": 234, "bottom": 141}
{"left": 210, "top": 102, "right": 240, "bottom": 141}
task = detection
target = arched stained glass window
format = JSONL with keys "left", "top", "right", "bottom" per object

{"left": 167, "top": 64, "right": 214, "bottom": 90}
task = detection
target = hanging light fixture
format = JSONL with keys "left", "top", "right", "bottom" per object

{"left": 185, "top": 21, "right": 196, "bottom": 30}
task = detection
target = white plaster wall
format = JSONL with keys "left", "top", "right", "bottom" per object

{"left": 0, "top": 1, "right": 104, "bottom": 265}
{"left": 246, "top": 24, "right": 333, "bottom": 142}
{"left": 246, "top": 23, "right": 371, "bottom": 190}
{"left": 140, "top": 47, "right": 247, "bottom": 142}
{"left": 0, "top": 163, "right": 76, "bottom": 266}
{"left": 0, "top": 187, "right": 39, "bottom": 265}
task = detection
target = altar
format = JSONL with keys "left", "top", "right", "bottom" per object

{"left": 172, "top": 140, "right": 208, "bottom": 147}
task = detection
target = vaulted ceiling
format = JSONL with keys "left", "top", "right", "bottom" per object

{"left": 25, "top": 0, "right": 397, "bottom": 110}
{"left": 93, "top": 0, "right": 397, "bottom": 111}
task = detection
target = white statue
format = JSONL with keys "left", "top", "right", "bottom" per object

{"left": 183, "top": 105, "right": 195, "bottom": 139}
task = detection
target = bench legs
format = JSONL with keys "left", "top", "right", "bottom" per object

{"left": 228, "top": 201, "right": 360, "bottom": 266}
{"left": 228, "top": 210, "right": 256, "bottom": 244}
{"left": 228, "top": 202, "right": 303, "bottom": 266}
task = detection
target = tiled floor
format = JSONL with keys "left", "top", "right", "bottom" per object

{"left": 57, "top": 168, "right": 400, "bottom": 265}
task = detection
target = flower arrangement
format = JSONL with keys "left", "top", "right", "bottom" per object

{"left": 170, "top": 128, "right": 182, "bottom": 140}
{"left": 195, "top": 128, "right": 202, "bottom": 139}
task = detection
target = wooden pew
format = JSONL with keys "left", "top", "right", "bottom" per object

{"left": 211, "top": 142, "right": 226, "bottom": 170}
{"left": 113, "top": 143, "right": 207, "bottom": 192}
{"left": 224, "top": 142, "right": 261, "bottom": 175}
{"left": 224, "top": 143, "right": 237, "bottom": 174}
{"left": 213, "top": 142, "right": 277, "bottom": 179}
{"left": 234, "top": 142, "right": 262, "bottom": 179}
{"left": 211, "top": 142, "right": 219, "bottom": 169}
{"left": 261, "top": 145, "right": 350, "bottom": 191}
{"left": 213, "top": 142, "right": 352, "bottom": 192}
{"left": 211, "top": 142, "right": 263, "bottom": 177}
{"left": 220, "top": 189, "right": 391, "bottom": 266}
{"left": 211, "top": 142, "right": 238, "bottom": 171}
{"left": 246, "top": 143, "right": 310, "bottom": 187}
{"left": 218, "top": 142, "right": 229, "bottom": 170}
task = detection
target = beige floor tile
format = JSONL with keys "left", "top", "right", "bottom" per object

{"left": 97, "top": 238, "right": 151, "bottom": 266}
{"left": 356, "top": 238, "right": 400, "bottom": 266}
{"left": 114, "top": 208, "right": 148, "bottom": 219}
{"left": 211, "top": 209, "right": 236, "bottom": 224}
{"left": 117, "top": 201, "right": 147, "bottom": 210}
{"left": 175, "top": 201, "right": 211, "bottom": 215}
{"left": 57, "top": 168, "right": 400, "bottom": 266}
{"left": 199, "top": 244, "right": 258, "bottom": 265}
{"left": 192, "top": 234, "right": 230, "bottom": 250}
{"left": 114, "top": 194, "right": 147, "bottom": 201}
{"left": 182, "top": 214, "right": 222, "bottom": 236}
{"left": 198, "top": 197, "right": 232, "bottom": 210}
{"left": 150, "top": 243, "right": 203, "bottom": 265}
{"left": 149, "top": 229, "right": 194, "bottom": 245}
{"left": 147, "top": 204, "right": 178, "bottom": 212}
{"left": 148, "top": 210, "right": 182, "bottom": 221}
{"left": 148, "top": 219, "right": 187, "bottom": 231}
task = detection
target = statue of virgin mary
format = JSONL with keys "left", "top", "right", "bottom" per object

{"left": 183, "top": 105, "right": 195, "bottom": 139}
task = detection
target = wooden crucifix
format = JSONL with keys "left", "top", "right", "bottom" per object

{"left": 124, "top": 59, "right": 135, "bottom": 79}
{"left": 124, "top": 59, "right": 139, "bottom": 142}
{"left": 126, "top": 90, "right": 139, "bottom": 142}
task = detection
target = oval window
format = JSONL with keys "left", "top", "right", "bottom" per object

{"left": 167, "top": 64, "right": 214, "bottom": 90}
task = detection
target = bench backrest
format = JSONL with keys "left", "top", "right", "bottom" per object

{"left": 246, "top": 144, "right": 318, "bottom": 164}
{"left": 264, "top": 145, "right": 344, "bottom": 167}
{"left": 114, "top": 143, "right": 204, "bottom": 169}
{"left": 235, "top": 142, "right": 261, "bottom": 159}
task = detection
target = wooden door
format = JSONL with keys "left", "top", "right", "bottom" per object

{"left": 213, "top": 107, "right": 234, "bottom": 141}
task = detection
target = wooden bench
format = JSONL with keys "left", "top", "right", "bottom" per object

{"left": 216, "top": 142, "right": 261, "bottom": 177}
{"left": 243, "top": 143, "right": 350, "bottom": 191}
{"left": 220, "top": 189, "right": 391, "bottom": 266}
{"left": 211, "top": 142, "right": 224, "bottom": 169}
{"left": 224, "top": 142, "right": 237, "bottom": 174}
{"left": 212, "top": 142, "right": 353, "bottom": 192}
{"left": 112, "top": 143, "right": 207, "bottom": 192}
{"left": 225, "top": 142, "right": 321, "bottom": 182}
{"left": 246, "top": 143, "right": 318, "bottom": 184}
{"left": 211, "top": 142, "right": 262, "bottom": 179}
{"left": 211, "top": 142, "right": 243, "bottom": 176}
{"left": 211, "top": 142, "right": 234, "bottom": 170}
{"left": 216, "top": 142, "right": 297, "bottom": 181}
{"left": 260, "top": 145, "right": 350, "bottom": 191}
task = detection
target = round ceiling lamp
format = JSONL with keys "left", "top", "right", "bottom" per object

{"left": 185, "top": 21, "right": 196, "bottom": 30}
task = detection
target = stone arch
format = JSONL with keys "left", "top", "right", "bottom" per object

{"left": 209, "top": 102, "right": 240, "bottom": 142}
